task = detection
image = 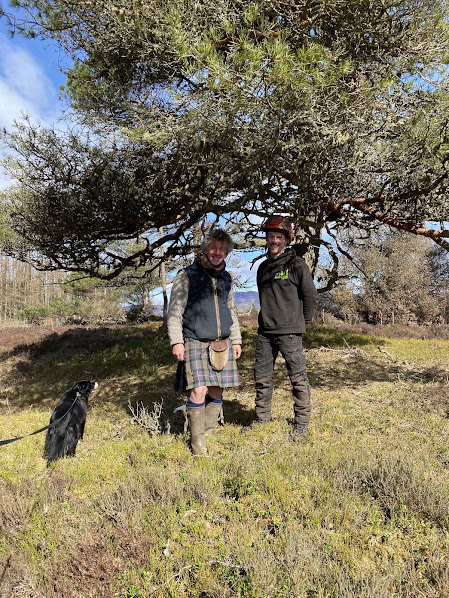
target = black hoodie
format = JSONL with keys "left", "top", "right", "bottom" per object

{"left": 257, "top": 247, "right": 317, "bottom": 334}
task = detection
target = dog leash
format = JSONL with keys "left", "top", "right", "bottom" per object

{"left": 0, "top": 394, "right": 80, "bottom": 447}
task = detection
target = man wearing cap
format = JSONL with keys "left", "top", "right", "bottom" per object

{"left": 253, "top": 215, "right": 318, "bottom": 439}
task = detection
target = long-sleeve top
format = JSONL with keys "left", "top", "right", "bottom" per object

{"left": 257, "top": 247, "right": 317, "bottom": 334}
{"left": 168, "top": 261, "right": 242, "bottom": 346}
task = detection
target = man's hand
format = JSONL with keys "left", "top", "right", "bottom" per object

{"left": 233, "top": 344, "right": 242, "bottom": 359}
{"left": 172, "top": 343, "right": 185, "bottom": 361}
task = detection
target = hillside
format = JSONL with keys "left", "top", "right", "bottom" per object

{"left": 0, "top": 323, "right": 448, "bottom": 597}
{"left": 152, "top": 291, "right": 260, "bottom": 316}
{"left": 234, "top": 290, "right": 260, "bottom": 310}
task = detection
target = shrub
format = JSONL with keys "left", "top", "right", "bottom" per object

{"left": 125, "top": 304, "right": 157, "bottom": 323}
{"left": 19, "top": 304, "right": 51, "bottom": 325}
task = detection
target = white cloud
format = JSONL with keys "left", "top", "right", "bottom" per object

{"left": 0, "top": 78, "right": 37, "bottom": 128}
{"left": 0, "top": 31, "right": 65, "bottom": 187}
{"left": 2, "top": 40, "right": 49, "bottom": 99}
{"left": 0, "top": 34, "right": 60, "bottom": 125}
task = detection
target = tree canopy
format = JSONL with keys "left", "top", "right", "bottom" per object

{"left": 1, "top": 0, "right": 449, "bottom": 286}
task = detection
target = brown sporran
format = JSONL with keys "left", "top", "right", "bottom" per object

{"left": 208, "top": 339, "right": 229, "bottom": 371}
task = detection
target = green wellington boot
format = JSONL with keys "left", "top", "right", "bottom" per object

{"left": 186, "top": 405, "right": 207, "bottom": 455}
{"left": 205, "top": 401, "right": 223, "bottom": 436}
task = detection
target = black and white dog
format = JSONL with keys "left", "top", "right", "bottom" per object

{"left": 44, "top": 380, "right": 98, "bottom": 466}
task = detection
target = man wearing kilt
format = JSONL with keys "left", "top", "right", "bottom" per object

{"left": 168, "top": 229, "right": 242, "bottom": 455}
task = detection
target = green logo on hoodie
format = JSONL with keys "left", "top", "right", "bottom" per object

{"left": 274, "top": 268, "right": 289, "bottom": 280}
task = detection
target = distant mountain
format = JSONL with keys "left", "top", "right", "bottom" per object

{"left": 152, "top": 290, "right": 259, "bottom": 315}
{"left": 234, "top": 290, "right": 260, "bottom": 310}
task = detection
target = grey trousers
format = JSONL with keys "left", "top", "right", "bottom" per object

{"left": 254, "top": 333, "right": 311, "bottom": 425}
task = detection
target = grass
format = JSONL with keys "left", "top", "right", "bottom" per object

{"left": 0, "top": 322, "right": 448, "bottom": 597}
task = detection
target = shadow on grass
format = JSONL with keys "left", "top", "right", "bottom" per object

{"left": 0, "top": 325, "right": 173, "bottom": 406}
{"left": 0, "top": 325, "right": 254, "bottom": 435}
{"left": 1, "top": 324, "right": 447, "bottom": 429}
{"left": 307, "top": 356, "right": 396, "bottom": 390}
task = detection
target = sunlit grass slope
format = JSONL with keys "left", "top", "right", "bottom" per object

{"left": 0, "top": 323, "right": 448, "bottom": 597}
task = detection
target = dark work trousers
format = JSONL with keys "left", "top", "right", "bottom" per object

{"left": 254, "top": 333, "right": 311, "bottom": 425}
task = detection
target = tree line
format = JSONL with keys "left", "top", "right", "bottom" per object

{"left": 0, "top": 245, "right": 175, "bottom": 326}
{"left": 0, "top": 229, "right": 447, "bottom": 327}
{"left": 0, "top": 251, "right": 65, "bottom": 322}
{"left": 322, "top": 232, "right": 449, "bottom": 326}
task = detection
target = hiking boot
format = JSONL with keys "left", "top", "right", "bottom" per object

{"left": 292, "top": 423, "right": 309, "bottom": 442}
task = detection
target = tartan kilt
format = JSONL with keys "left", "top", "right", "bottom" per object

{"left": 183, "top": 338, "right": 240, "bottom": 390}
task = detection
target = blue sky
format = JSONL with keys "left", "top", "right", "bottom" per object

{"left": 0, "top": 21, "right": 66, "bottom": 113}
{"left": 0, "top": 18, "right": 67, "bottom": 186}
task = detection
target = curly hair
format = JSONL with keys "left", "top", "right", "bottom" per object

{"left": 201, "top": 229, "right": 234, "bottom": 255}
